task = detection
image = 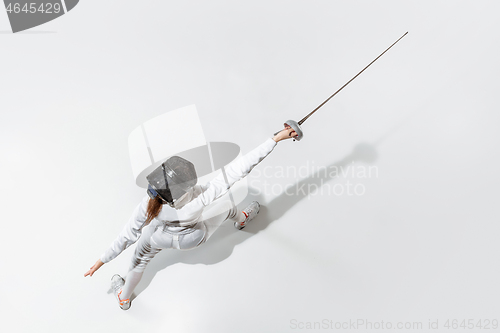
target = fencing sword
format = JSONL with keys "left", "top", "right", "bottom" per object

{"left": 274, "top": 32, "right": 408, "bottom": 141}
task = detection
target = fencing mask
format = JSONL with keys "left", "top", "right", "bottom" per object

{"left": 146, "top": 156, "right": 198, "bottom": 207}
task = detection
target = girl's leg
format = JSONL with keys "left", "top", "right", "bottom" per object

{"left": 121, "top": 226, "right": 163, "bottom": 300}
{"left": 202, "top": 200, "right": 246, "bottom": 242}
{"left": 121, "top": 269, "right": 144, "bottom": 300}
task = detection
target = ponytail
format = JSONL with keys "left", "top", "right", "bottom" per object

{"left": 145, "top": 196, "right": 163, "bottom": 224}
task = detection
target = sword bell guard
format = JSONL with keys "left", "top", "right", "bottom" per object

{"left": 284, "top": 119, "right": 303, "bottom": 141}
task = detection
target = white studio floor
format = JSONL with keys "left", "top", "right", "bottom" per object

{"left": 1, "top": 1, "right": 499, "bottom": 332}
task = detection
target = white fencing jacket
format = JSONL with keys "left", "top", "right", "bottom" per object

{"left": 100, "top": 137, "right": 277, "bottom": 263}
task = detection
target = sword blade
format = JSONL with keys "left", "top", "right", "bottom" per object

{"left": 298, "top": 31, "right": 408, "bottom": 125}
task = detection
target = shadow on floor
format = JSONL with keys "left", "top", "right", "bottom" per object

{"left": 129, "top": 142, "right": 378, "bottom": 300}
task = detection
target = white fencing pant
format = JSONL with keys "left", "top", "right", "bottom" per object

{"left": 121, "top": 200, "right": 245, "bottom": 299}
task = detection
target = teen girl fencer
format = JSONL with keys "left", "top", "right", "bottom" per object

{"left": 84, "top": 126, "right": 299, "bottom": 310}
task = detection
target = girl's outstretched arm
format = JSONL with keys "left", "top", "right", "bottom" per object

{"left": 84, "top": 195, "right": 150, "bottom": 277}
{"left": 184, "top": 127, "right": 298, "bottom": 210}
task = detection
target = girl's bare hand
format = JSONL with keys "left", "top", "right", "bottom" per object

{"left": 84, "top": 259, "right": 104, "bottom": 277}
{"left": 273, "top": 125, "right": 298, "bottom": 142}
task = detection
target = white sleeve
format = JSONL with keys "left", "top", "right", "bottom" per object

{"left": 100, "top": 195, "right": 150, "bottom": 263}
{"left": 184, "top": 137, "right": 277, "bottom": 210}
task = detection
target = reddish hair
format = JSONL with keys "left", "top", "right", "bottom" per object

{"left": 146, "top": 197, "right": 163, "bottom": 224}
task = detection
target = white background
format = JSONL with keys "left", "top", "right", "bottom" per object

{"left": 1, "top": 1, "right": 499, "bottom": 332}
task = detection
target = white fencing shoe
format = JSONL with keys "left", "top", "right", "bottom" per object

{"left": 235, "top": 201, "right": 260, "bottom": 230}
{"left": 111, "top": 274, "right": 131, "bottom": 310}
